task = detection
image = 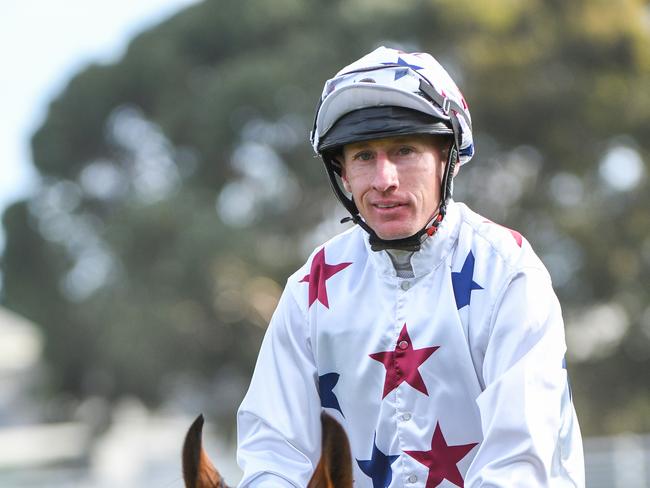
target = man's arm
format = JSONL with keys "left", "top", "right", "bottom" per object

{"left": 236, "top": 284, "right": 322, "bottom": 488}
{"left": 465, "top": 268, "right": 585, "bottom": 487}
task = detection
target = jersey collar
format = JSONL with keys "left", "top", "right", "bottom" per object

{"left": 365, "top": 200, "right": 461, "bottom": 279}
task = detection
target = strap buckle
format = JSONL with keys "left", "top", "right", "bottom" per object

{"left": 440, "top": 96, "right": 451, "bottom": 115}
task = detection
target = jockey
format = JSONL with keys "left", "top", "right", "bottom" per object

{"left": 237, "top": 46, "right": 585, "bottom": 487}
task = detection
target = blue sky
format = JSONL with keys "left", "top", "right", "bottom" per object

{"left": 0, "top": 0, "right": 201, "bottom": 246}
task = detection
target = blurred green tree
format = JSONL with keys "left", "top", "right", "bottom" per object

{"left": 2, "top": 0, "right": 649, "bottom": 434}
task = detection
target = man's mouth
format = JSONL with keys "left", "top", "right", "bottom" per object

{"left": 373, "top": 201, "right": 405, "bottom": 209}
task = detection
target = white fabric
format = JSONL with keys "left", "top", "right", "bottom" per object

{"left": 237, "top": 201, "right": 585, "bottom": 487}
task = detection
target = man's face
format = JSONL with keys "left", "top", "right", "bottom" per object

{"left": 341, "top": 134, "right": 448, "bottom": 241}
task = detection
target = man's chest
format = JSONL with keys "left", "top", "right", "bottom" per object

{"left": 303, "top": 272, "right": 486, "bottom": 487}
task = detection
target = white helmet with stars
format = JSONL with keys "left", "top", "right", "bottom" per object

{"left": 311, "top": 46, "right": 474, "bottom": 165}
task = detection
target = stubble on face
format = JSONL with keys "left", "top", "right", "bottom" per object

{"left": 340, "top": 134, "right": 451, "bottom": 240}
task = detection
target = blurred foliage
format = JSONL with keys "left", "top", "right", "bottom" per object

{"left": 1, "top": 0, "right": 649, "bottom": 434}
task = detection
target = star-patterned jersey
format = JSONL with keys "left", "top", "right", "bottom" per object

{"left": 236, "top": 201, "right": 585, "bottom": 488}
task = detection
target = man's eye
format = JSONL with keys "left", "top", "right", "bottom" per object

{"left": 354, "top": 151, "right": 373, "bottom": 161}
{"left": 397, "top": 147, "right": 414, "bottom": 156}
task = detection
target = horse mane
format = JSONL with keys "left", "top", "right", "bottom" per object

{"left": 308, "top": 413, "right": 354, "bottom": 488}
{"left": 182, "top": 413, "right": 353, "bottom": 488}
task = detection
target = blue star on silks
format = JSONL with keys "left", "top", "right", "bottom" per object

{"left": 356, "top": 435, "right": 399, "bottom": 488}
{"left": 451, "top": 251, "right": 483, "bottom": 309}
{"left": 382, "top": 57, "right": 424, "bottom": 80}
{"left": 319, "top": 373, "right": 344, "bottom": 416}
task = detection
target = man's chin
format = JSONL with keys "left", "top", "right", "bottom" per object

{"left": 364, "top": 216, "right": 420, "bottom": 241}
{"left": 373, "top": 227, "right": 416, "bottom": 241}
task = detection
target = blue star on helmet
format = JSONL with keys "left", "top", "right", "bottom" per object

{"left": 382, "top": 57, "right": 424, "bottom": 80}
{"left": 318, "top": 372, "right": 344, "bottom": 416}
{"left": 451, "top": 251, "right": 483, "bottom": 309}
{"left": 356, "top": 435, "right": 399, "bottom": 488}
{"left": 393, "top": 68, "right": 410, "bottom": 80}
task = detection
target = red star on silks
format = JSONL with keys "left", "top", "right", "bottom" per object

{"left": 299, "top": 248, "right": 351, "bottom": 308}
{"left": 369, "top": 324, "right": 439, "bottom": 398}
{"left": 405, "top": 422, "right": 478, "bottom": 488}
{"left": 483, "top": 219, "right": 523, "bottom": 247}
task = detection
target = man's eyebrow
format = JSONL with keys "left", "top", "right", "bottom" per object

{"left": 344, "top": 142, "right": 371, "bottom": 152}
{"left": 347, "top": 136, "right": 422, "bottom": 150}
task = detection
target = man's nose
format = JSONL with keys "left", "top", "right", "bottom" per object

{"left": 372, "top": 154, "right": 399, "bottom": 192}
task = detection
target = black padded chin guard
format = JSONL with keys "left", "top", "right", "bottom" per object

{"left": 368, "top": 229, "right": 429, "bottom": 252}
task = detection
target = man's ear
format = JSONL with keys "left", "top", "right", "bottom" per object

{"left": 340, "top": 165, "right": 352, "bottom": 193}
{"left": 342, "top": 177, "right": 352, "bottom": 194}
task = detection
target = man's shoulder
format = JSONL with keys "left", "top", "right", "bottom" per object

{"left": 454, "top": 202, "right": 547, "bottom": 275}
{"left": 287, "top": 225, "right": 367, "bottom": 285}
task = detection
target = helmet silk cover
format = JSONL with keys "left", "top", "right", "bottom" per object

{"left": 311, "top": 46, "right": 474, "bottom": 165}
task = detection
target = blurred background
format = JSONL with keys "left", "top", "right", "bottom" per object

{"left": 1, "top": 0, "right": 649, "bottom": 486}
